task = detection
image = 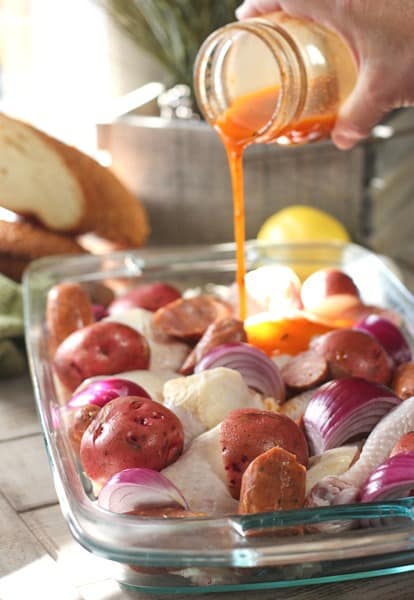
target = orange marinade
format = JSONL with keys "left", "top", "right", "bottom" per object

{"left": 214, "top": 86, "right": 336, "bottom": 320}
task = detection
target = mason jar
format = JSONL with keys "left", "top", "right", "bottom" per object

{"left": 194, "top": 12, "right": 358, "bottom": 147}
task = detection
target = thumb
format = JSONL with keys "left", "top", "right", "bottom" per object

{"left": 332, "top": 68, "right": 390, "bottom": 149}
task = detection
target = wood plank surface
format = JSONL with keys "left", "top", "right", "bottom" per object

{"left": 0, "top": 492, "right": 81, "bottom": 600}
{"left": 0, "top": 433, "right": 57, "bottom": 511}
{"left": 0, "top": 373, "right": 41, "bottom": 441}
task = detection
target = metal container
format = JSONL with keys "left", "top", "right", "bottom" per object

{"left": 97, "top": 109, "right": 414, "bottom": 264}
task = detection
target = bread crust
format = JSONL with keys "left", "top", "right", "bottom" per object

{"left": 0, "top": 114, "right": 150, "bottom": 246}
{"left": 0, "top": 219, "right": 85, "bottom": 281}
{"left": 0, "top": 219, "right": 84, "bottom": 259}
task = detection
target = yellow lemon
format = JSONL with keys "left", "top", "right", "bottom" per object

{"left": 257, "top": 205, "right": 351, "bottom": 280}
{"left": 257, "top": 205, "right": 350, "bottom": 244}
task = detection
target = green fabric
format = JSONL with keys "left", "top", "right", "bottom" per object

{"left": 0, "top": 274, "right": 26, "bottom": 377}
{"left": 0, "top": 339, "right": 26, "bottom": 378}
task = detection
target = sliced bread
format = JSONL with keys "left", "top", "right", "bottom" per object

{"left": 0, "top": 113, "right": 149, "bottom": 246}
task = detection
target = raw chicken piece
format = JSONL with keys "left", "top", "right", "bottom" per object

{"left": 104, "top": 308, "right": 190, "bottom": 371}
{"left": 163, "top": 367, "right": 262, "bottom": 446}
{"left": 307, "top": 397, "right": 414, "bottom": 507}
{"left": 162, "top": 425, "right": 238, "bottom": 514}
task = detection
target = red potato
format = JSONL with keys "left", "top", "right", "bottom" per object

{"left": 311, "top": 328, "right": 393, "bottom": 385}
{"left": 220, "top": 408, "right": 309, "bottom": 499}
{"left": 53, "top": 321, "right": 150, "bottom": 391}
{"left": 152, "top": 295, "right": 232, "bottom": 342}
{"left": 80, "top": 396, "right": 184, "bottom": 484}
{"left": 300, "top": 268, "right": 360, "bottom": 320}
{"left": 338, "top": 303, "right": 403, "bottom": 328}
{"left": 390, "top": 432, "right": 414, "bottom": 456}
{"left": 392, "top": 362, "right": 414, "bottom": 400}
{"left": 108, "top": 282, "right": 181, "bottom": 314}
{"left": 238, "top": 447, "right": 306, "bottom": 515}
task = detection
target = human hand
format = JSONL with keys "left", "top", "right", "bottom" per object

{"left": 236, "top": 1, "right": 414, "bottom": 149}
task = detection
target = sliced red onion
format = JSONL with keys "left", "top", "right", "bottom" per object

{"left": 194, "top": 342, "right": 285, "bottom": 401}
{"left": 360, "top": 452, "right": 414, "bottom": 502}
{"left": 67, "top": 378, "right": 151, "bottom": 409}
{"left": 92, "top": 304, "right": 109, "bottom": 321}
{"left": 303, "top": 378, "right": 401, "bottom": 455}
{"left": 354, "top": 315, "right": 412, "bottom": 366}
{"left": 98, "top": 468, "right": 188, "bottom": 513}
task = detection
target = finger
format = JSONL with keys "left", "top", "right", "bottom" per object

{"left": 332, "top": 68, "right": 391, "bottom": 149}
{"left": 236, "top": 0, "right": 281, "bottom": 19}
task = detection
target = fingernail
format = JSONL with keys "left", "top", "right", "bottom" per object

{"left": 235, "top": 3, "right": 247, "bottom": 19}
{"left": 332, "top": 132, "right": 355, "bottom": 150}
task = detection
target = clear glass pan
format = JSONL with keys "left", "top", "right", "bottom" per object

{"left": 22, "top": 241, "right": 414, "bottom": 593}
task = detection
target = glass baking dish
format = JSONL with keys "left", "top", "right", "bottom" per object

{"left": 22, "top": 241, "right": 414, "bottom": 594}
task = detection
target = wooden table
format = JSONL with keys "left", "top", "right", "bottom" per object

{"left": 2, "top": 262, "right": 414, "bottom": 599}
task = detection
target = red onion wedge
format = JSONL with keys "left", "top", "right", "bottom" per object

{"left": 194, "top": 342, "right": 285, "bottom": 402}
{"left": 98, "top": 468, "right": 188, "bottom": 514}
{"left": 92, "top": 304, "right": 109, "bottom": 321}
{"left": 355, "top": 314, "right": 412, "bottom": 366}
{"left": 360, "top": 452, "right": 414, "bottom": 503}
{"left": 303, "top": 378, "right": 401, "bottom": 455}
{"left": 67, "top": 378, "right": 151, "bottom": 410}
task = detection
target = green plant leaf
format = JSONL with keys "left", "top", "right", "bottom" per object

{"left": 97, "top": 0, "right": 239, "bottom": 95}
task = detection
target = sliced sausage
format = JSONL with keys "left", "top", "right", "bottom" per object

{"left": 46, "top": 282, "right": 94, "bottom": 356}
{"left": 220, "top": 408, "right": 308, "bottom": 499}
{"left": 152, "top": 295, "right": 232, "bottom": 343}
{"left": 392, "top": 362, "right": 414, "bottom": 400}
{"left": 281, "top": 350, "right": 329, "bottom": 393}
{"left": 179, "top": 318, "right": 247, "bottom": 375}
{"left": 238, "top": 447, "right": 306, "bottom": 515}
{"left": 311, "top": 329, "right": 393, "bottom": 385}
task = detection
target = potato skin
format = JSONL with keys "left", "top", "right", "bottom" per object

{"left": 220, "top": 408, "right": 308, "bottom": 499}
{"left": 108, "top": 282, "right": 181, "bottom": 314}
{"left": 301, "top": 269, "right": 359, "bottom": 309}
{"left": 80, "top": 396, "right": 184, "bottom": 484}
{"left": 53, "top": 321, "right": 150, "bottom": 391}
{"left": 311, "top": 328, "right": 393, "bottom": 385}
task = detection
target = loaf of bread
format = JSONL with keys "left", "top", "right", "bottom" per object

{"left": 0, "top": 113, "right": 149, "bottom": 246}
{"left": 0, "top": 219, "right": 85, "bottom": 281}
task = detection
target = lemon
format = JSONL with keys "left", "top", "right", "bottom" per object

{"left": 257, "top": 205, "right": 351, "bottom": 280}
{"left": 257, "top": 205, "right": 350, "bottom": 244}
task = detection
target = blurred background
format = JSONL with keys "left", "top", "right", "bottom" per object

{"left": 1, "top": 0, "right": 414, "bottom": 264}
